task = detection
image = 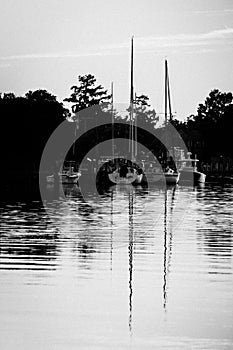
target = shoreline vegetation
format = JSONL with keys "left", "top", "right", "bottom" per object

{"left": 1, "top": 74, "right": 233, "bottom": 189}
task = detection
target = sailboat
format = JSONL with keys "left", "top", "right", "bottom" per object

{"left": 163, "top": 60, "right": 180, "bottom": 184}
{"left": 46, "top": 116, "right": 82, "bottom": 185}
{"left": 46, "top": 161, "right": 81, "bottom": 184}
{"left": 142, "top": 60, "right": 179, "bottom": 185}
{"left": 108, "top": 37, "right": 143, "bottom": 185}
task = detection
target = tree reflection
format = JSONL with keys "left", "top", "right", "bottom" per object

{"left": 195, "top": 184, "right": 233, "bottom": 264}
{"left": 0, "top": 201, "right": 60, "bottom": 271}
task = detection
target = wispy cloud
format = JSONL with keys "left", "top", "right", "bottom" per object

{"left": 0, "top": 63, "right": 11, "bottom": 68}
{"left": 194, "top": 8, "right": 233, "bottom": 16}
{"left": 101, "top": 27, "right": 233, "bottom": 53}
{"left": 0, "top": 27, "right": 232, "bottom": 61}
{"left": 134, "top": 27, "right": 233, "bottom": 51}
{"left": 202, "top": 27, "right": 233, "bottom": 38}
{"left": 0, "top": 51, "right": 103, "bottom": 61}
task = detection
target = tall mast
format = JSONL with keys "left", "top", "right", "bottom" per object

{"left": 130, "top": 36, "right": 134, "bottom": 105}
{"left": 134, "top": 92, "right": 137, "bottom": 158}
{"left": 165, "top": 60, "right": 175, "bottom": 162}
{"left": 129, "top": 36, "right": 134, "bottom": 161}
{"left": 164, "top": 60, "right": 168, "bottom": 161}
{"left": 165, "top": 59, "right": 168, "bottom": 127}
{"left": 111, "top": 82, "right": 114, "bottom": 160}
{"left": 167, "top": 73, "right": 172, "bottom": 121}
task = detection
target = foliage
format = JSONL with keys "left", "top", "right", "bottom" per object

{"left": 1, "top": 83, "right": 232, "bottom": 176}
{"left": 134, "top": 94, "right": 159, "bottom": 129}
{"left": 25, "top": 89, "right": 57, "bottom": 102}
{"left": 0, "top": 89, "right": 69, "bottom": 169}
{"left": 64, "top": 74, "right": 112, "bottom": 115}
{"left": 172, "top": 89, "right": 233, "bottom": 159}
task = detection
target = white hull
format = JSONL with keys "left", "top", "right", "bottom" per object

{"left": 46, "top": 172, "right": 81, "bottom": 184}
{"left": 133, "top": 173, "right": 143, "bottom": 184}
{"left": 108, "top": 171, "right": 138, "bottom": 185}
{"left": 178, "top": 153, "right": 206, "bottom": 184}
{"left": 165, "top": 172, "right": 180, "bottom": 184}
{"left": 179, "top": 169, "right": 206, "bottom": 183}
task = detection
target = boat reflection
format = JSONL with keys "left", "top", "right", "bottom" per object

{"left": 124, "top": 184, "right": 177, "bottom": 332}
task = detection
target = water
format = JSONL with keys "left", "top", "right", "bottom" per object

{"left": 0, "top": 183, "right": 233, "bottom": 349}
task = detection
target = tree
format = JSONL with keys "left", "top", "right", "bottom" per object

{"left": 183, "top": 89, "right": 233, "bottom": 158}
{"left": 196, "top": 89, "right": 232, "bottom": 122}
{"left": 25, "top": 89, "right": 57, "bottom": 103}
{"left": 134, "top": 94, "right": 159, "bottom": 129}
{"left": 0, "top": 92, "right": 16, "bottom": 100}
{"left": 0, "top": 89, "right": 69, "bottom": 175}
{"left": 64, "top": 74, "right": 112, "bottom": 116}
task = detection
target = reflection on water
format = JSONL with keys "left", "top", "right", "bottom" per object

{"left": 0, "top": 183, "right": 233, "bottom": 349}
{"left": 128, "top": 191, "right": 134, "bottom": 334}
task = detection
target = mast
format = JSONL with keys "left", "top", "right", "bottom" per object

{"left": 164, "top": 59, "right": 173, "bottom": 163}
{"left": 129, "top": 36, "right": 134, "bottom": 162}
{"left": 167, "top": 73, "right": 172, "bottom": 120}
{"left": 134, "top": 92, "right": 137, "bottom": 158}
{"left": 111, "top": 82, "right": 114, "bottom": 160}
{"left": 130, "top": 36, "right": 134, "bottom": 106}
{"left": 166, "top": 60, "right": 176, "bottom": 164}
{"left": 164, "top": 60, "right": 169, "bottom": 164}
{"left": 165, "top": 59, "right": 168, "bottom": 127}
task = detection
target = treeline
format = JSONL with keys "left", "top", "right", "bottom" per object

{"left": 0, "top": 90, "right": 71, "bottom": 175}
{"left": 171, "top": 89, "right": 233, "bottom": 161}
{"left": 0, "top": 75, "right": 232, "bottom": 181}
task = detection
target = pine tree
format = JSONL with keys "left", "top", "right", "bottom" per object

{"left": 64, "top": 74, "right": 111, "bottom": 115}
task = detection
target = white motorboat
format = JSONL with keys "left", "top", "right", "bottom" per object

{"left": 179, "top": 152, "right": 206, "bottom": 183}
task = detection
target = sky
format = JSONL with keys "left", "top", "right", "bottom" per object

{"left": 0, "top": 0, "right": 233, "bottom": 120}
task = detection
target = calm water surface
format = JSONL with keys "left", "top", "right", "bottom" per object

{"left": 0, "top": 183, "right": 233, "bottom": 349}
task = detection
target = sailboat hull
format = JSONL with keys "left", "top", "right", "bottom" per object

{"left": 132, "top": 174, "right": 143, "bottom": 185}
{"left": 46, "top": 172, "right": 81, "bottom": 184}
{"left": 108, "top": 172, "right": 138, "bottom": 185}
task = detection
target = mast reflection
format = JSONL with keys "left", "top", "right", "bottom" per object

{"left": 110, "top": 189, "right": 113, "bottom": 271}
{"left": 163, "top": 185, "right": 176, "bottom": 311}
{"left": 128, "top": 190, "right": 134, "bottom": 334}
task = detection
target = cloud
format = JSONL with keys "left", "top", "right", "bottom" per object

{"left": 100, "top": 28, "right": 233, "bottom": 53}
{"left": 202, "top": 27, "right": 233, "bottom": 38}
{"left": 134, "top": 27, "right": 233, "bottom": 50}
{"left": 0, "top": 63, "right": 11, "bottom": 68}
{"left": 0, "top": 28, "right": 232, "bottom": 61}
{"left": 0, "top": 51, "right": 103, "bottom": 61}
{"left": 194, "top": 8, "right": 233, "bottom": 16}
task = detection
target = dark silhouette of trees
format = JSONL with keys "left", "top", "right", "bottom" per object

{"left": 0, "top": 89, "right": 69, "bottom": 180}
{"left": 64, "top": 74, "right": 114, "bottom": 138}
{"left": 134, "top": 94, "right": 159, "bottom": 130}
{"left": 25, "top": 89, "right": 58, "bottom": 102}
{"left": 64, "top": 74, "right": 112, "bottom": 115}
{"left": 1, "top": 81, "right": 232, "bottom": 186}
{"left": 171, "top": 89, "right": 233, "bottom": 160}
